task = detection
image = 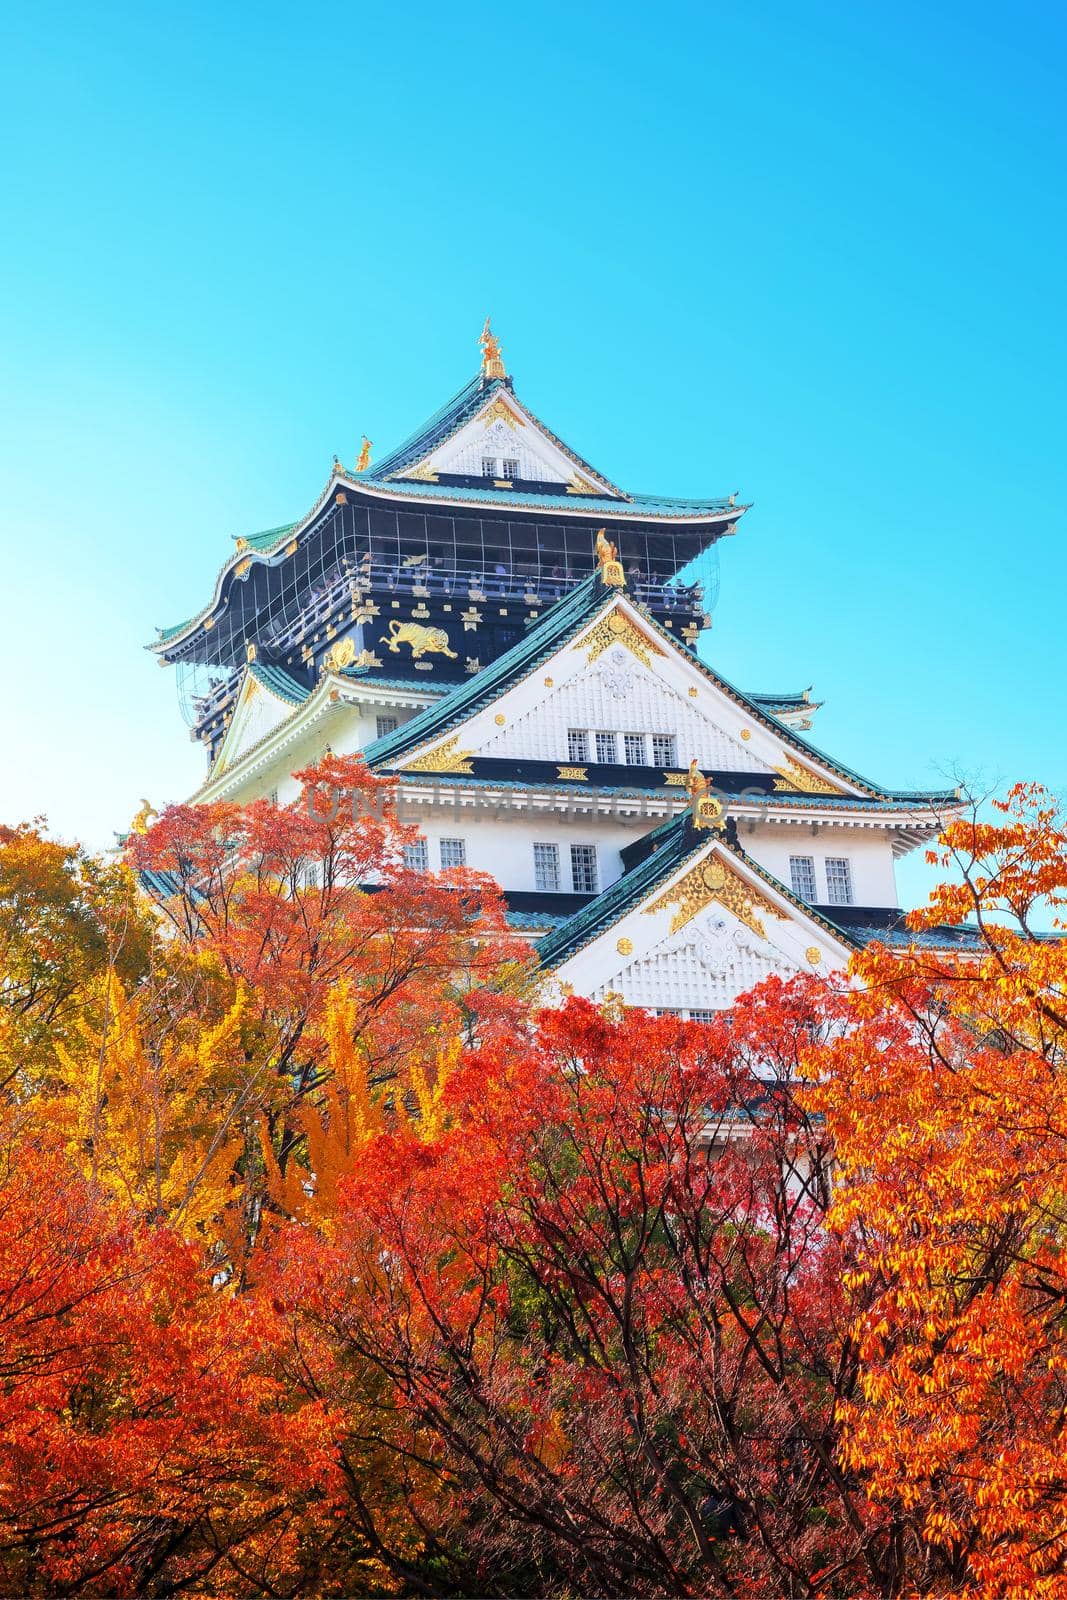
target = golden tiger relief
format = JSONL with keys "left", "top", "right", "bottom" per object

{"left": 380, "top": 620, "right": 457, "bottom": 659}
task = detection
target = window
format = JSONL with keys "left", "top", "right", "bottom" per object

{"left": 376, "top": 714, "right": 398, "bottom": 739}
{"left": 502, "top": 457, "right": 519, "bottom": 479}
{"left": 481, "top": 456, "right": 496, "bottom": 477}
{"left": 789, "top": 855, "right": 817, "bottom": 903}
{"left": 687, "top": 1009, "right": 715, "bottom": 1024}
{"left": 567, "top": 728, "right": 590, "bottom": 762}
{"left": 439, "top": 838, "right": 466, "bottom": 869}
{"left": 403, "top": 839, "right": 429, "bottom": 872}
{"left": 623, "top": 732, "right": 646, "bottom": 765}
{"left": 825, "top": 857, "right": 854, "bottom": 905}
{"left": 533, "top": 842, "right": 560, "bottom": 892}
{"left": 594, "top": 730, "right": 618, "bottom": 764}
{"left": 570, "top": 844, "right": 599, "bottom": 894}
{"left": 651, "top": 733, "right": 677, "bottom": 767}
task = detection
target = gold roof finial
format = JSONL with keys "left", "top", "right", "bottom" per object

{"left": 130, "top": 798, "right": 158, "bottom": 836}
{"left": 685, "top": 760, "right": 725, "bottom": 831}
{"left": 595, "top": 528, "right": 626, "bottom": 587}
{"left": 479, "top": 316, "right": 506, "bottom": 379}
{"left": 356, "top": 435, "right": 372, "bottom": 473}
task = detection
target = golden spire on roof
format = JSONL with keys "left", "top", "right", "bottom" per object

{"left": 595, "top": 528, "right": 625, "bottom": 587}
{"left": 685, "top": 760, "right": 725, "bottom": 831}
{"left": 130, "top": 798, "right": 158, "bottom": 836}
{"left": 479, "top": 316, "right": 506, "bottom": 379}
{"left": 356, "top": 435, "right": 372, "bottom": 472}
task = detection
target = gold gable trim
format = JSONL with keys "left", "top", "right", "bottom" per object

{"left": 772, "top": 756, "right": 843, "bottom": 796}
{"left": 644, "top": 855, "right": 786, "bottom": 940}
{"left": 404, "top": 735, "right": 475, "bottom": 775}
{"left": 583, "top": 608, "right": 664, "bottom": 669}
{"left": 479, "top": 396, "right": 523, "bottom": 429}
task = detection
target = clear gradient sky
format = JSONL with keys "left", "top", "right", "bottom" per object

{"left": 1, "top": 1, "right": 1063, "bottom": 911}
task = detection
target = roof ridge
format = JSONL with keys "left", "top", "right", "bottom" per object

{"left": 370, "top": 372, "right": 492, "bottom": 478}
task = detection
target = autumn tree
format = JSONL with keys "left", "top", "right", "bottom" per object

{"left": 0, "top": 1118, "right": 348, "bottom": 1598}
{"left": 53, "top": 753, "right": 532, "bottom": 1263}
{"left": 0, "top": 823, "right": 152, "bottom": 1094}
{"left": 268, "top": 984, "right": 902, "bottom": 1598}
{"left": 810, "top": 782, "right": 1067, "bottom": 1597}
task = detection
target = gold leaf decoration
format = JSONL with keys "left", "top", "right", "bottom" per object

{"left": 583, "top": 608, "right": 664, "bottom": 669}
{"left": 557, "top": 765, "right": 588, "bottom": 782}
{"left": 479, "top": 395, "right": 521, "bottom": 428}
{"left": 404, "top": 735, "right": 475, "bottom": 775}
{"left": 772, "top": 756, "right": 842, "bottom": 796}
{"left": 322, "top": 637, "right": 357, "bottom": 673}
{"left": 644, "top": 855, "right": 785, "bottom": 939}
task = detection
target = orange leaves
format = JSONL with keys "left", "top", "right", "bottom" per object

{"left": 262, "top": 989, "right": 873, "bottom": 1596}
{"left": 0, "top": 1126, "right": 336, "bottom": 1597}
{"left": 808, "top": 781, "right": 1067, "bottom": 1597}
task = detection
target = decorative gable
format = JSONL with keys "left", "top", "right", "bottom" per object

{"left": 381, "top": 587, "right": 865, "bottom": 800}
{"left": 479, "top": 640, "right": 774, "bottom": 773}
{"left": 211, "top": 671, "right": 297, "bottom": 776}
{"left": 599, "top": 914, "right": 794, "bottom": 1011}
{"left": 548, "top": 837, "right": 854, "bottom": 1012}
{"left": 401, "top": 390, "right": 615, "bottom": 493}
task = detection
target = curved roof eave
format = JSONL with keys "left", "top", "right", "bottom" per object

{"left": 150, "top": 471, "right": 744, "bottom": 657}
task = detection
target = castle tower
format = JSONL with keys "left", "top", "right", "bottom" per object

{"left": 149, "top": 326, "right": 965, "bottom": 1012}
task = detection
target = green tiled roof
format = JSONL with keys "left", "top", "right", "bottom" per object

{"left": 357, "top": 477, "right": 736, "bottom": 519}
{"left": 239, "top": 521, "right": 301, "bottom": 553}
{"left": 749, "top": 689, "right": 819, "bottom": 713}
{"left": 339, "top": 669, "right": 449, "bottom": 697}
{"left": 536, "top": 814, "right": 709, "bottom": 969}
{"left": 156, "top": 615, "right": 197, "bottom": 644}
{"left": 368, "top": 375, "right": 498, "bottom": 480}
{"left": 249, "top": 662, "right": 309, "bottom": 705}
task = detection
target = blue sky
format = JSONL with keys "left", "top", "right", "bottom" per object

{"left": 0, "top": 0, "right": 1063, "bottom": 910}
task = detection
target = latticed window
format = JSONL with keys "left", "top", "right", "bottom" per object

{"left": 651, "top": 733, "right": 677, "bottom": 767}
{"left": 623, "top": 732, "right": 645, "bottom": 765}
{"left": 594, "top": 731, "right": 617, "bottom": 763}
{"left": 825, "top": 856, "right": 853, "bottom": 905}
{"left": 403, "top": 839, "right": 429, "bottom": 872}
{"left": 533, "top": 842, "right": 560, "bottom": 892}
{"left": 376, "top": 715, "right": 398, "bottom": 739}
{"left": 688, "top": 1009, "right": 715, "bottom": 1024}
{"left": 567, "top": 728, "right": 590, "bottom": 762}
{"left": 570, "top": 844, "right": 599, "bottom": 894}
{"left": 481, "top": 456, "right": 496, "bottom": 477}
{"left": 502, "top": 457, "right": 519, "bottom": 478}
{"left": 439, "top": 838, "right": 466, "bottom": 869}
{"left": 789, "top": 855, "right": 817, "bottom": 903}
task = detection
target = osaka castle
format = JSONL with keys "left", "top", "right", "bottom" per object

{"left": 149, "top": 322, "right": 971, "bottom": 1014}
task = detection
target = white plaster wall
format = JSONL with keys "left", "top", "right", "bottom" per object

{"left": 397, "top": 807, "right": 650, "bottom": 892}
{"left": 740, "top": 825, "right": 899, "bottom": 907}
{"left": 481, "top": 645, "right": 772, "bottom": 773}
